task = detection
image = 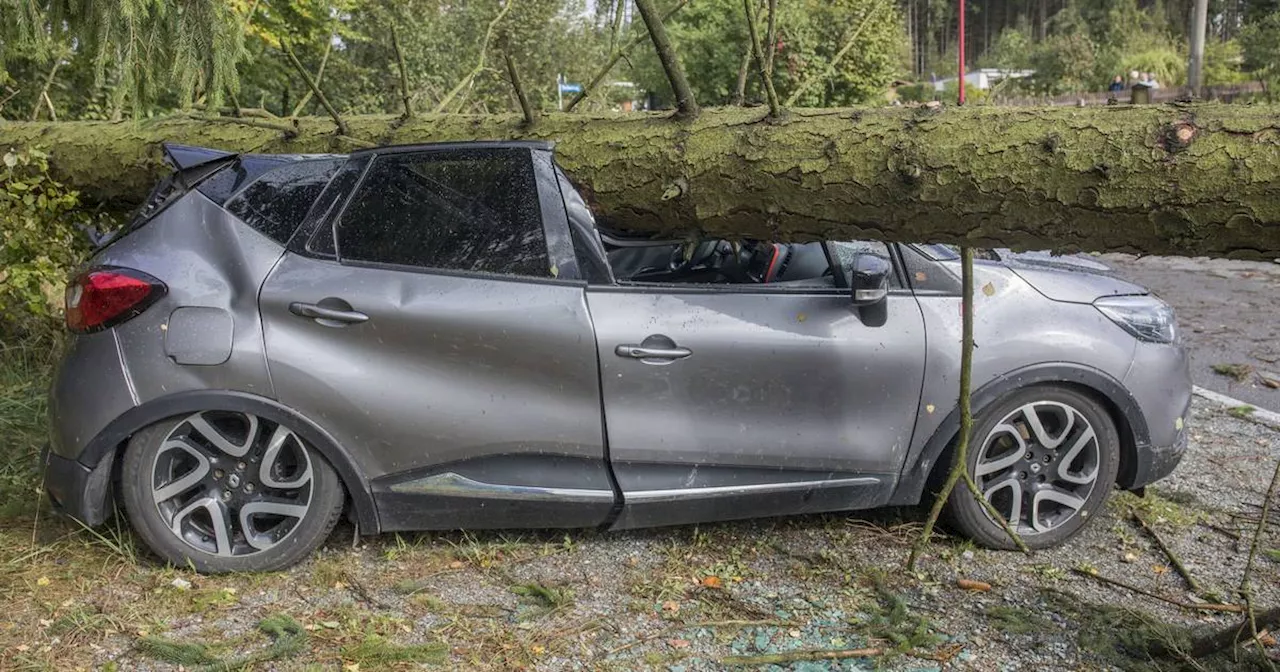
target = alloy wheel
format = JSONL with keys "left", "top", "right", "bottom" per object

{"left": 973, "top": 401, "right": 1101, "bottom": 534}
{"left": 150, "top": 411, "right": 314, "bottom": 557}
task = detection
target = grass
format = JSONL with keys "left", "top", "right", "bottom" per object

{"left": 1228, "top": 404, "right": 1257, "bottom": 419}
{"left": 0, "top": 344, "right": 54, "bottom": 519}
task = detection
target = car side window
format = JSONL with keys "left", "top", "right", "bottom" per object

{"left": 225, "top": 159, "right": 343, "bottom": 244}
{"left": 336, "top": 149, "right": 549, "bottom": 277}
{"left": 828, "top": 241, "right": 901, "bottom": 288}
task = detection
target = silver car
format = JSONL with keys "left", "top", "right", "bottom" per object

{"left": 43, "top": 142, "right": 1191, "bottom": 573}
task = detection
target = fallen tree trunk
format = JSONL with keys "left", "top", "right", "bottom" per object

{"left": 2, "top": 104, "right": 1279, "bottom": 257}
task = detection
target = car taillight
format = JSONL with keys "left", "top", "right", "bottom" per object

{"left": 65, "top": 267, "right": 167, "bottom": 333}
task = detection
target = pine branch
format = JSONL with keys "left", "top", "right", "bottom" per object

{"left": 785, "top": 0, "right": 889, "bottom": 106}
{"left": 634, "top": 0, "right": 699, "bottom": 118}
{"left": 390, "top": 25, "right": 413, "bottom": 119}
{"left": 743, "top": 0, "right": 781, "bottom": 118}
{"left": 433, "top": 1, "right": 513, "bottom": 114}
{"left": 566, "top": 0, "right": 692, "bottom": 112}
{"left": 282, "top": 42, "right": 347, "bottom": 136}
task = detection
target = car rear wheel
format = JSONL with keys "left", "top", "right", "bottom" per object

{"left": 943, "top": 386, "right": 1120, "bottom": 550}
{"left": 120, "top": 411, "right": 344, "bottom": 573}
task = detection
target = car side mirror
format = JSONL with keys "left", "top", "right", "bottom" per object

{"left": 850, "top": 254, "right": 890, "bottom": 306}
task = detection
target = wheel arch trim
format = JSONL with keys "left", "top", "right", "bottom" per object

{"left": 74, "top": 389, "right": 380, "bottom": 533}
{"left": 889, "top": 362, "right": 1150, "bottom": 505}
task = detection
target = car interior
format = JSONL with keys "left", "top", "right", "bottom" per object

{"left": 601, "top": 231, "right": 894, "bottom": 289}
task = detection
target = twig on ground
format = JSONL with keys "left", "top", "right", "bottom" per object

{"left": 722, "top": 647, "right": 884, "bottom": 665}
{"left": 1235, "top": 457, "right": 1280, "bottom": 669}
{"left": 342, "top": 571, "right": 391, "bottom": 610}
{"left": 1201, "top": 522, "right": 1242, "bottom": 540}
{"left": 1071, "top": 568, "right": 1243, "bottom": 613}
{"left": 1133, "top": 511, "right": 1204, "bottom": 595}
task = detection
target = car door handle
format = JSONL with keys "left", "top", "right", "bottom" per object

{"left": 615, "top": 344, "right": 692, "bottom": 360}
{"left": 289, "top": 301, "right": 369, "bottom": 325}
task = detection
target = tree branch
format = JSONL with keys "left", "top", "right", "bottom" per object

{"left": 433, "top": 1, "right": 513, "bottom": 114}
{"left": 567, "top": 0, "right": 692, "bottom": 112}
{"left": 763, "top": 0, "right": 779, "bottom": 77}
{"left": 390, "top": 24, "right": 413, "bottom": 119}
{"left": 501, "top": 38, "right": 535, "bottom": 127}
{"left": 30, "top": 59, "right": 60, "bottom": 122}
{"left": 1071, "top": 568, "right": 1244, "bottom": 613}
{"left": 290, "top": 38, "right": 332, "bottom": 118}
{"left": 1235, "top": 457, "right": 1280, "bottom": 669}
{"left": 282, "top": 42, "right": 346, "bottom": 136}
{"left": 743, "top": 0, "right": 781, "bottom": 118}
{"left": 634, "top": 0, "right": 699, "bottom": 118}
{"left": 733, "top": 41, "right": 752, "bottom": 106}
{"left": 785, "top": 0, "right": 889, "bottom": 106}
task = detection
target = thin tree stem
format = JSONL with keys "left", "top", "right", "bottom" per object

{"left": 908, "top": 246, "right": 978, "bottom": 570}
{"left": 743, "top": 0, "right": 781, "bottom": 118}
{"left": 733, "top": 41, "right": 752, "bottom": 106}
{"left": 30, "top": 59, "right": 60, "bottom": 122}
{"left": 1237, "top": 457, "right": 1280, "bottom": 669}
{"left": 283, "top": 42, "right": 347, "bottom": 136}
{"left": 290, "top": 38, "right": 332, "bottom": 118}
{"left": 567, "top": 0, "right": 691, "bottom": 112}
{"left": 634, "top": 0, "right": 699, "bottom": 118}
{"left": 785, "top": 0, "right": 888, "bottom": 106}
{"left": 433, "top": 1, "right": 513, "bottom": 114}
{"left": 763, "top": 0, "right": 779, "bottom": 77}
{"left": 502, "top": 41, "right": 535, "bottom": 127}
{"left": 390, "top": 25, "right": 413, "bottom": 119}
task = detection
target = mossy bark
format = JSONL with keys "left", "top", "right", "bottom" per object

{"left": 2, "top": 104, "right": 1279, "bottom": 258}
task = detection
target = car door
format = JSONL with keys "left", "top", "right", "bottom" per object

{"left": 258, "top": 145, "right": 614, "bottom": 532}
{"left": 587, "top": 242, "right": 927, "bottom": 529}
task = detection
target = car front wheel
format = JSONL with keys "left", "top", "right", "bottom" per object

{"left": 120, "top": 411, "right": 345, "bottom": 573}
{"left": 944, "top": 386, "right": 1121, "bottom": 549}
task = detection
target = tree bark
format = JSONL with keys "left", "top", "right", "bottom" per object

{"left": 3, "top": 105, "right": 1279, "bottom": 258}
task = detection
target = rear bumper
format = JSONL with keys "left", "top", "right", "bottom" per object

{"left": 41, "top": 445, "right": 116, "bottom": 526}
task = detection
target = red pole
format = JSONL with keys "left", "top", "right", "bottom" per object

{"left": 958, "top": 0, "right": 966, "bottom": 104}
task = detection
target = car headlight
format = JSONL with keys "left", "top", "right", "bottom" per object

{"left": 1093, "top": 295, "right": 1176, "bottom": 344}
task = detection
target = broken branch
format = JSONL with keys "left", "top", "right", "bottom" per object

{"left": 390, "top": 25, "right": 413, "bottom": 119}
{"left": 634, "top": 0, "right": 699, "bottom": 117}
{"left": 282, "top": 42, "right": 347, "bottom": 136}
{"left": 30, "top": 58, "right": 61, "bottom": 122}
{"left": 721, "top": 648, "right": 884, "bottom": 665}
{"left": 289, "top": 37, "right": 332, "bottom": 118}
{"left": 433, "top": 0, "right": 513, "bottom": 114}
{"left": 566, "top": 0, "right": 692, "bottom": 112}
{"left": 501, "top": 40, "right": 535, "bottom": 127}
{"left": 743, "top": 0, "right": 781, "bottom": 118}
{"left": 1133, "top": 511, "right": 1203, "bottom": 596}
{"left": 1071, "top": 568, "right": 1243, "bottom": 613}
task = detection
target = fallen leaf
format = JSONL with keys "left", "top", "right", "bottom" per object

{"left": 661, "top": 600, "right": 680, "bottom": 614}
{"left": 38, "top": 619, "right": 53, "bottom": 627}
{"left": 981, "top": 282, "right": 996, "bottom": 296}
{"left": 321, "top": 621, "right": 340, "bottom": 629}
{"left": 16, "top": 644, "right": 29, "bottom": 652}
{"left": 448, "top": 561, "right": 464, "bottom": 569}
{"left": 35, "top": 577, "right": 50, "bottom": 587}
{"left": 1122, "top": 552, "right": 1139, "bottom": 563}
{"left": 667, "top": 639, "right": 690, "bottom": 649}
{"left": 343, "top": 664, "right": 360, "bottom": 672}
{"left": 532, "top": 644, "right": 546, "bottom": 655}
{"left": 700, "top": 576, "right": 723, "bottom": 589}
{"left": 1152, "top": 565, "right": 1169, "bottom": 575}
{"left": 956, "top": 578, "right": 991, "bottom": 592}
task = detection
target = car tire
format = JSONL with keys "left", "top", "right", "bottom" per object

{"left": 943, "top": 386, "right": 1120, "bottom": 550}
{"left": 120, "top": 411, "right": 344, "bottom": 573}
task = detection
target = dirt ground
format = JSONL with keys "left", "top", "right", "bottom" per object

{"left": 2, "top": 395, "right": 1278, "bottom": 671}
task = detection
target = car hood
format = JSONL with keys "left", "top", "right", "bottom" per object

{"left": 994, "top": 250, "right": 1148, "bottom": 304}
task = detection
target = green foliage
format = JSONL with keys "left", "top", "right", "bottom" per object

{"left": 628, "top": 0, "right": 905, "bottom": 107}
{"left": 1242, "top": 11, "right": 1280, "bottom": 94}
{"left": 138, "top": 613, "right": 309, "bottom": 671}
{"left": 340, "top": 633, "right": 448, "bottom": 666}
{"left": 0, "top": 147, "right": 97, "bottom": 340}
{"left": 0, "top": 344, "right": 51, "bottom": 519}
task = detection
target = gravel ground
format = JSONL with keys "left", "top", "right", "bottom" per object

{"left": 4, "top": 395, "right": 1278, "bottom": 671}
